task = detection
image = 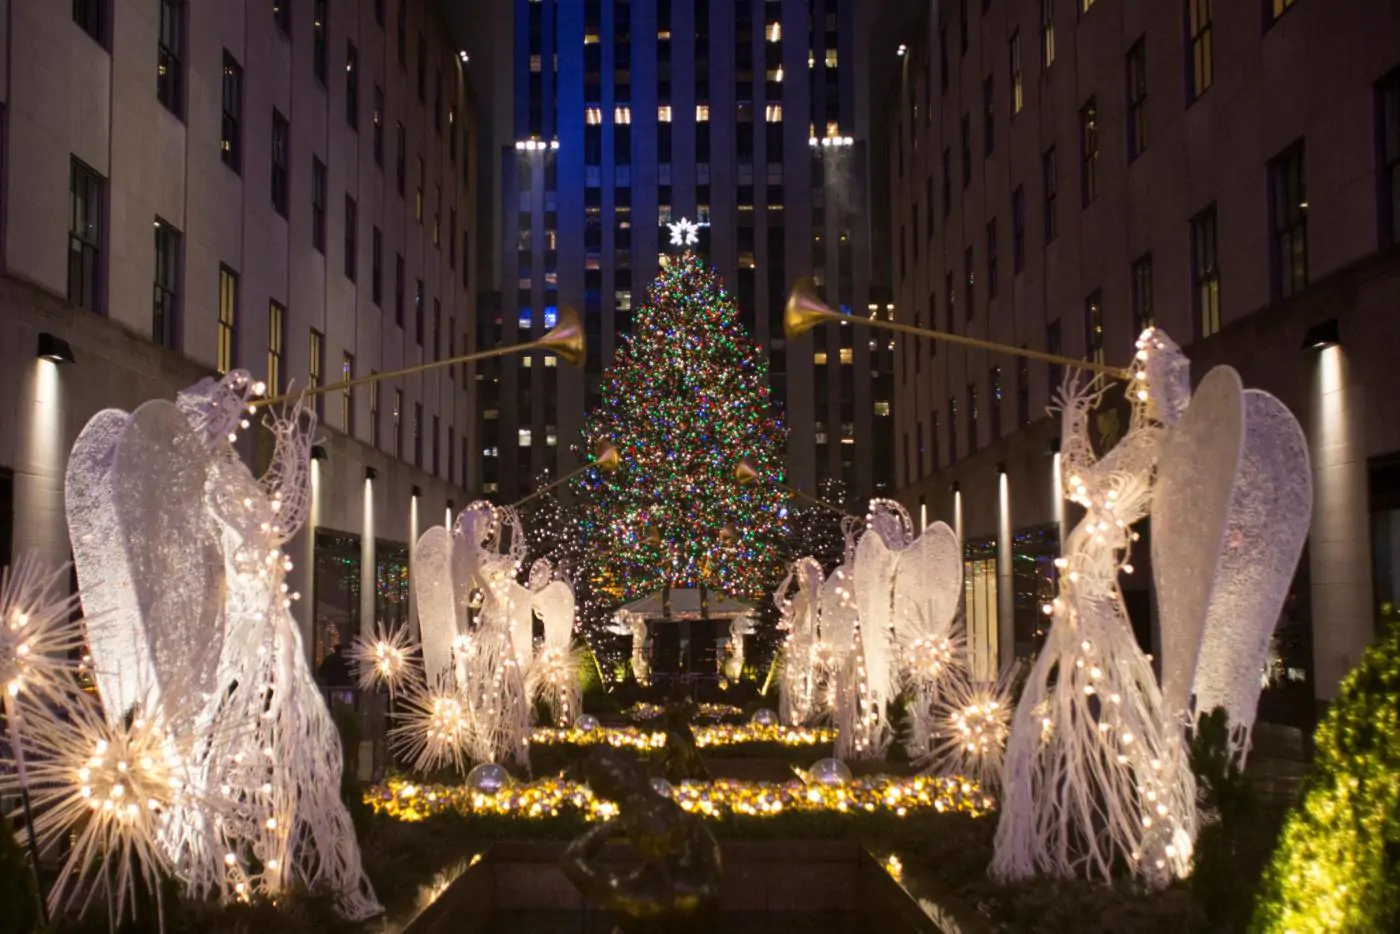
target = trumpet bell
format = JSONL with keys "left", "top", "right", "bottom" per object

{"left": 539, "top": 305, "right": 585, "bottom": 367}
{"left": 784, "top": 278, "right": 838, "bottom": 340}
{"left": 593, "top": 440, "right": 621, "bottom": 473}
{"left": 734, "top": 460, "right": 760, "bottom": 486}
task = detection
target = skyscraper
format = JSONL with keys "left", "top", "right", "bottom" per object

{"left": 468, "top": 0, "right": 893, "bottom": 504}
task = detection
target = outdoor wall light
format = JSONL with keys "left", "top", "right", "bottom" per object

{"left": 310, "top": 445, "right": 329, "bottom": 461}
{"left": 995, "top": 461, "right": 1007, "bottom": 476}
{"left": 411, "top": 485, "right": 423, "bottom": 498}
{"left": 950, "top": 481, "right": 960, "bottom": 494}
{"left": 1047, "top": 436, "right": 1061, "bottom": 455}
{"left": 365, "top": 466, "right": 379, "bottom": 481}
{"left": 1301, "top": 318, "right": 1339, "bottom": 351}
{"left": 37, "top": 332, "right": 75, "bottom": 364}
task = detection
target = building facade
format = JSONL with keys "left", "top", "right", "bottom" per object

{"left": 474, "top": 0, "right": 894, "bottom": 504}
{"left": 888, "top": 0, "right": 1400, "bottom": 711}
{"left": 0, "top": 0, "right": 478, "bottom": 667}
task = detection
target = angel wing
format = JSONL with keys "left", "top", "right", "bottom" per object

{"left": 413, "top": 526, "right": 458, "bottom": 688}
{"left": 854, "top": 529, "right": 899, "bottom": 708}
{"left": 893, "top": 521, "right": 962, "bottom": 646}
{"left": 1153, "top": 365, "right": 1246, "bottom": 723}
{"left": 1190, "top": 389, "right": 1311, "bottom": 751}
{"left": 533, "top": 579, "right": 576, "bottom": 649}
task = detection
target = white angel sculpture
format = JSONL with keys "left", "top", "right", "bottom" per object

{"left": 63, "top": 370, "right": 379, "bottom": 918}
{"left": 993, "top": 328, "right": 1311, "bottom": 889}
{"left": 526, "top": 558, "right": 584, "bottom": 727}
{"left": 775, "top": 557, "right": 826, "bottom": 726}
{"left": 609, "top": 610, "right": 650, "bottom": 686}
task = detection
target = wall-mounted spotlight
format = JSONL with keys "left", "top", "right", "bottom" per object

{"left": 365, "top": 466, "right": 379, "bottom": 481}
{"left": 411, "top": 485, "right": 423, "bottom": 498}
{"left": 1047, "top": 436, "right": 1061, "bottom": 455}
{"left": 310, "top": 445, "right": 329, "bottom": 461}
{"left": 458, "top": 50, "right": 469, "bottom": 63}
{"left": 1301, "top": 318, "right": 1339, "bottom": 351}
{"left": 995, "top": 461, "right": 1007, "bottom": 476}
{"left": 37, "top": 332, "right": 75, "bottom": 364}
{"left": 950, "top": 481, "right": 961, "bottom": 494}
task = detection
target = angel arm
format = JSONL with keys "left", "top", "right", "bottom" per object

{"left": 1053, "top": 374, "right": 1111, "bottom": 488}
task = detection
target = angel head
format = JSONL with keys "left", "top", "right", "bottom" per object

{"left": 455, "top": 501, "right": 498, "bottom": 548}
{"left": 1135, "top": 328, "right": 1191, "bottom": 427}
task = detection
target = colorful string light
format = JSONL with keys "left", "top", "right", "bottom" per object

{"left": 527, "top": 723, "right": 835, "bottom": 749}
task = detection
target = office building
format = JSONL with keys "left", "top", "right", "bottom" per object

{"left": 0, "top": 0, "right": 477, "bottom": 665}
{"left": 887, "top": 0, "right": 1400, "bottom": 710}
{"left": 466, "top": 0, "right": 894, "bottom": 503}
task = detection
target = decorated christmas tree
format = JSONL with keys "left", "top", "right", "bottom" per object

{"left": 520, "top": 469, "right": 583, "bottom": 578}
{"left": 578, "top": 251, "right": 788, "bottom": 605}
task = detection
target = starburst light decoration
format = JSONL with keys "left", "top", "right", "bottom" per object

{"left": 666, "top": 216, "right": 703, "bottom": 247}
{"left": 918, "top": 666, "right": 1015, "bottom": 801}
{"left": 390, "top": 685, "right": 474, "bottom": 773}
{"left": 351, "top": 622, "right": 419, "bottom": 698}
{"left": 0, "top": 556, "right": 84, "bottom": 701}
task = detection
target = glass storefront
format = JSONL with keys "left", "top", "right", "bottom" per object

{"left": 1011, "top": 524, "right": 1060, "bottom": 659}
{"left": 375, "top": 539, "right": 411, "bottom": 633}
{"left": 313, "top": 529, "right": 361, "bottom": 672}
{"left": 964, "top": 538, "right": 998, "bottom": 681}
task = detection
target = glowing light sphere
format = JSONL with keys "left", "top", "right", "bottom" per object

{"left": 351, "top": 622, "right": 419, "bottom": 698}
{"left": 649, "top": 776, "right": 674, "bottom": 798}
{"left": 466, "top": 762, "right": 511, "bottom": 795}
{"left": 750, "top": 708, "right": 779, "bottom": 727}
{"left": 808, "top": 757, "right": 853, "bottom": 786}
{"left": 575, "top": 714, "right": 601, "bottom": 732}
{"left": 391, "top": 686, "right": 474, "bottom": 773}
{"left": 0, "top": 557, "right": 83, "bottom": 701}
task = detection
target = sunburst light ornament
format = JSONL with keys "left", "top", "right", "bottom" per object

{"left": 351, "top": 623, "right": 419, "bottom": 698}
{"left": 0, "top": 556, "right": 83, "bottom": 701}
{"left": 390, "top": 685, "right": 474, "bottom": 773}
{"left": 667, "top": 216, "right": 704, "bottom": 247}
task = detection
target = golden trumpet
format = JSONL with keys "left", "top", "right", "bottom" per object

{"left": 511, "top": 438, "right": 619, "bottom": 508}
{"left": 783, "top": 279, "right": 1130, "bottom": 379}
{"left": 252, "top": 305, "right": 586, "bottom": 408}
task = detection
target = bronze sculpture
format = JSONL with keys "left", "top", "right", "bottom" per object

{"left": 561, "top": 746, "right": 722, "bottom": 932}
{"left": 658, "top": 690, "right": 710, "bottom": 783}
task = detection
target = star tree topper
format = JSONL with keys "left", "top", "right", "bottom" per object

{"left": 667, "top": 217, "right": 703, "bottom": 247}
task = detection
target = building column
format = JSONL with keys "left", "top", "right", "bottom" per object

{"left": 997, "top": 468, "right": 1014, "bottom": 673}
{"left": 13, "top": 359, "right": 70, "bottom": 568}
{"left": 1307, "top": 344, "right": 1373, "bottom": 701}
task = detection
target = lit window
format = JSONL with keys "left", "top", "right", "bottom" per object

{"left": 546, "top": 426, "right": 558, "bottom": 447}
{"left": 766, "top": 22, "right": 782, "bottom": 42}
{"left": 658, "top": 29, "right": 672, "bottom": 40}
{"left": 658, "top": 105, "right": 672, "bottom": 122}
{"left": 769, "top": 65, "right": 784, "bottom": 82}
{"left": 696, "top": 105, "right": 710, "bottom": 121}
{"left": 808, "top": 51, "right": 816, "bottom": 69}
{"left": 518, "top": 429, "right": 532, "bottom": 446}
{"left": 522, "top": 356, "right": 533, "bottom": 368}
{"left": 614, "top": 106, "right": 631, "bottom": 124}
{"left": 545, "top": 356, "right": 557, "bottom": 367}
{"left": 584, "top": 31, "right": 600, "bottom": 44}
{"left": 875, "top": 401, "right": 891, "bottom": 416}
{"left": 826, "top": 48, "right": 838, "bottom": 67}
{"left": 616, "top": 290, "right": 633, "bottom": 310}
{"left": 839, "top": 347, "right": 853, "bottom": 364}
{"left": 530, "top": 54, "right": 541, "bottom": 72}
{"left": 814, "top": 351, "right": 828, "bottom": 365}
{"left": 826, "top": 120, "right": 839, "bottom": 137}
{"left": 585, "top": 106, "right": 602, "bottom": 125}
{"left": 766, "top": 104, "right": 783, "bottom": 122}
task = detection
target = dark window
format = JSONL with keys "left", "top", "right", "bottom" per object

{"left": 939, "top": 23, "right": 949, "bottom": 91}
{"left": 1084, "top": 291, "right": 1104, "bottom": 365}
{"left": 373, "top": 86, "right": 384, "bottom": 166}
{"left": 340, "top": 352, "right": 355, "bottom": 435}
{"left": 1012, "top": 184, "right": 1026, "bottom": 272}
{"left": 1379, "top": 67, "right": 1400, "bottom": 246}
{"left": 449, "top": 208, "right": 457, "bottom": 269}
{"left": 1046, "top": 319, "right": 1062, "bottom": 395}
{"left": 375, "top": 0, "right": 384, "bottom": 28}
{"left": 157, "top": 0, "right": 183, "bottom": 116}
{"left": 961, "top": 113, "right": 972, "bottom": 187}
{"left": 221, "top": 51, "right": 242, "bottom": 172}
{"left": 1080, "top": 97, "right": 1099, "bottom": 205}
{"left": 983, "top": 76, "right": 995, "bottom": 155}
{"left": 1131, "top": 253, "right": 1155, "bottom": 334}
{"left": 1269, "top": 140, "right": 1308, "bottom": 299}
{"left": 433, "top": 299, "right": 441, "bottom": 359}
{"left": 964, "top": 245, "right": 975, "bottom": 318}
{"left": 309, "top": 329, "right": 325, "bottom": 420}
{"left": 393, "top": 390, "right": 403, "bottom": 459}
{"left": 948, "top": 397, "right": 959, "bottom": 462}
{"left": 372, "top": 227, "right": 383, "bottom": 305}
{"left": 69, "top": 160, "right": 104, "bottom": 313}
{"left": 417, "top": 33, "right": 426, "bottom": 102}
{"left": 1017, "top": 357, "right": 1029, "bottom": 426}
{"left": 942, "top": 147, "right": 952, "bottom": 216}
{"left": 433, "top": 415, "right": 440, "bottom": 475}
{"left": 346, "top": 43, "right": 359, "bottom": 129}
{"left": 1191, "top": 203, "right": 1221, "bottom": 337}
{"left": 986, "top": 219, "right": 998, "bottom": 299}
{"left": 394, "top": 253, "right": 405, "bottom": 327}
{"left": 990, "top": 366, "right": 1003, "bottom": 440}
{"left": 398, "top": 1, "right": 407, "bottom": 66}
{"left": 414, "top": 279, "right": 424, "bottom": 345}
{"left": 273, "top": 0, "right": 289, "bottom": 36}
{"left": 217, "top": 264, "right": 238, "bottom": 372}
{"left": 396, "top": 122, "right": 406, "bottom": 195}
{"left": 413, "top": 402, "right": 423, "bottom": 467}
{"left": 1043, "top": 147, "right": 1058, "bottom": 242}
{"left": 153, "top": 218, "right": 180, "bottom": 349}
{"left": 74, "top": 0, "right": 104, "bottom": 43}
{"left": 311, "top": 157, "right": 327, "bottom": 252}
{"left": 959, "top": 0, "right": 969, "bottom": 54}
{"left": 271, "top": 109, "right": 289, "bottom": 216}
{"left": 1188, "top": 0, "right": 1213, "bottom": 102}
{"left": 344, "top": 195, "right": 357, "bottom": 281}
{"left": 968, "top": 381, "right": 979, "bottom": 452}
{"left": 435, "top": 71, "right": 443, "bottom": 135}
{"left": 1127, "top": 39, "right": 1147, "bottom": 160}
{"left": 313, "top": 0, "right": 327, "bottom": 84}
{"left": 1041, "top": 0, "right": 1055, "bottom": 70}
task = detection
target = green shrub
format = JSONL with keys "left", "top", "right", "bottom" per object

{"left": 1189, "top": 707, "right": 1256, "bottom": 931}
{"left": 1250, "top": 619, "right": 1400, "bottom": 933}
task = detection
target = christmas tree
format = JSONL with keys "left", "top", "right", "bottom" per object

{"left": 786, "top": 477, "right": 851, "bottom": 574}
{"left": 520, "top": 469, "right": 583, "bottom": 579}
{"left": 578, "top": 252, "right": 788, "bottom": 603}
